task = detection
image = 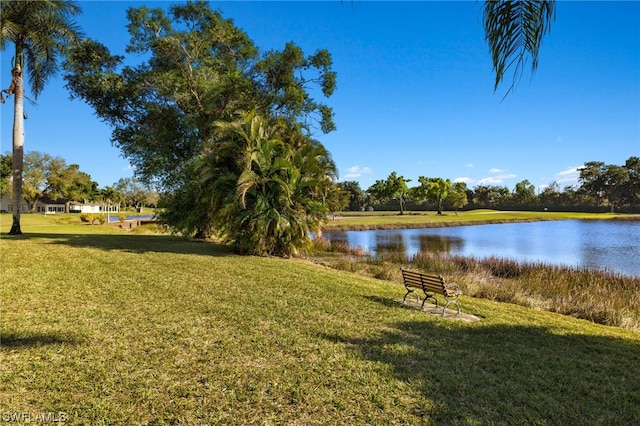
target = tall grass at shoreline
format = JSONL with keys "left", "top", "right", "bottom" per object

{"left": 313, "top": 239, "right": 640, "bottom": 332}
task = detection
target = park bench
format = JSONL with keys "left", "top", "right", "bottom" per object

{"left": 400, "top": 268, "right": 462, "bottom": 316}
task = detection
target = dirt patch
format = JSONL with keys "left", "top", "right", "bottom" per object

{"left": 399, "top": 299, "right": 481, "bottom": 322}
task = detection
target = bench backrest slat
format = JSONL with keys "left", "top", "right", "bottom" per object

{"left": 402, "top": 274, "right": 423, "bottom": 289}
{"left": 401, "top": 269, "right": 446, "bottom": 295}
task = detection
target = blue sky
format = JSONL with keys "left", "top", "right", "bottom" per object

{"left": 2, "top": 1, "right": 639, "bottom": 193}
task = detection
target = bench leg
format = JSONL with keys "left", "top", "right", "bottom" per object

{"left": 420, "top": 294, "right": 439, "bottom": 311}
{"left": 403, "top": 289, "right": 420, "bottom": 304}
{"left": 441, "top": 300, "right": 461, "bottom": 316}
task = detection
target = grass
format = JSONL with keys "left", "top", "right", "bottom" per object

{"left": 1, "top": 213, "right": 639, "bottom": 424}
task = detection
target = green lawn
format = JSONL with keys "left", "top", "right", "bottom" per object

{"left": 325, "top": 209, "right": 638, "bottom": 230}
{"left": 1, "top": 214, "right": 639, "bottom": 424}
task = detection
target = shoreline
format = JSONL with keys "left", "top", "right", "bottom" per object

{"left": 323, "top": 211, "right": 640, "bottom": 232}
{"left": 323, "top": 217, "right": 558, "bottom": 232}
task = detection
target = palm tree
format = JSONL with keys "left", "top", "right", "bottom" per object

{"left": 0, "top": 0, "right": 82, "bottom": 234}
{"left": 99, "top": 185, "right": 123, "bottom": 220}
{"left": 199, "top": 111, "right": 336, "bottom": 256}
{"left": 483, "top": 0, "right": 556, "bottom": 97}
{"left": 290, "top": 138, "right": 338, "bottom": 229}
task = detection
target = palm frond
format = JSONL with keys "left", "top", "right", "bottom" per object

{"left": 1, "top": 0, "right": 82, "bottom": 97}
{"left": 484, "top": 0, "right": 555, "bottom": 97}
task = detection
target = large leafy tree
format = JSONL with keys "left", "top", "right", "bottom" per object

{"left": 337, "top": 181, "right": 366, "bottom": 211}
{"left": 157, "top": 170, "right": 214, "bottom": 239}
{"left": 624, "top": 156, "right": 640, "bottom": 205}
{"left": 413, "top": 177, "right": 451, "bottom": 215}
{"left": 22, "top": 151, "right": 66, "bottom": 212}
{"left": 0, "top": 0, "right": 82, "bottom": 234}
{"left": 21, "top": 152, "right": 96, "bottom": 212}
{"left": 513, "top": 179, "right": 536, "bottom": 204}
{"left": 579, "top": 159, "right": 637, "bottom": 213}
{"left": 539, "top": 181, "right": 561, "bottom": 206}
{"left": 445, "top": 182, "right": 469, "bottom": 214}
{"left": 473, "top": 184, "right": 512, "bottom": 208}
{"left": 367, "top": 172, "right": 411, "bottom": 215}
{"left": 115, "top": 177, "right": 157, "bottom": 211}
{"left": 47, "top": 163, "right": 97, "bottom": 212}
{"left": 63, "top": 1, "right": 335, "bottom": 183}
{"left": 64, "top": 1, "right": 336, "bottom": 242}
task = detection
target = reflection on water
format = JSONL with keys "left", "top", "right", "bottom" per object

{"left": 323, "top": 220, "right": 640, "bottom": 277}
{"left": 415, "top": 234, "right": 465, "bottom": 253}
{"left": 374, "top": 233, "right": 404, "bottom": 254}
{"left": 370, "top": 234, "right": 466, "bottom": 257}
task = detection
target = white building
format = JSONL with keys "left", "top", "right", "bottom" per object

{"left": 0, "top": 193, "right": 28, "bottom": 213}
{"left": 69, "top": 201, "right": 119, "bottom": 214}
{"left": 0, "top": 194, "right": 119, "bottom": 214}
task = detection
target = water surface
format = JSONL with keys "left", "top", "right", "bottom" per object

{"left": 323, "top": 220, "right": 640, "bottom": 277}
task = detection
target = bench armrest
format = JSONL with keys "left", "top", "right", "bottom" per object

{"left": 445, "top": 283, "right": 462, "bottom": 296}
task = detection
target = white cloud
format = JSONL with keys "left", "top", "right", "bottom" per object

{"left": 556, "top": 167, "right": 579, "bottom": 177}
{"left": 477, "top": 177, "right": 504, "bottom": 185}
{"left": 554, "top": 167, "right": 580, "bottom": 186}
{"left": 465, "top": 163, "right": 474, "bottom": 168}
{"left": 343, "top": 165, "right": 372, "bottom": 179}
{"left": 477, "top": 173, "right": 516, "bottom": 185}
{"left": 454, "top": 177, "right": 473, "bottom": 184}
{"left": 489, "top": 168, "right": 505, "bottom": 174}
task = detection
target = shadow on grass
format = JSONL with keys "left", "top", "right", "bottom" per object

{"left": 1, "top": 332, "right": 82, "bottom": 349}
{"left": 1, "top": 232, "right": 233, "bottom": 257}
{"left": 323, "top": 312, "right": 640, "bottom": 423}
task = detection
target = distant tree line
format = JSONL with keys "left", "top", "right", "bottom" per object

{"left": 0, "top": 151, "right": 158, "bottom": 212}
{"left": 337, "top": 157, "right": 640, "bottom": 214}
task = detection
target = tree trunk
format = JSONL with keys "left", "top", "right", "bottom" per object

{"left": 9, "top": 66, "right": 24, "bottom": 235}
{"left": 194, "top": 228, "right": 211, "bottom": 240}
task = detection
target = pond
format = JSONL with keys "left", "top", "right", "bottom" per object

{"left": 323, "top": 220, "right": 640, "bottom": 277}
{"left": 107, "top": 215, "right": 155, "bottom": 222}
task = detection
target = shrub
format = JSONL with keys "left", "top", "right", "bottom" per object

{"left": 79, "top": 213, "right": 105, "bottom": 225}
